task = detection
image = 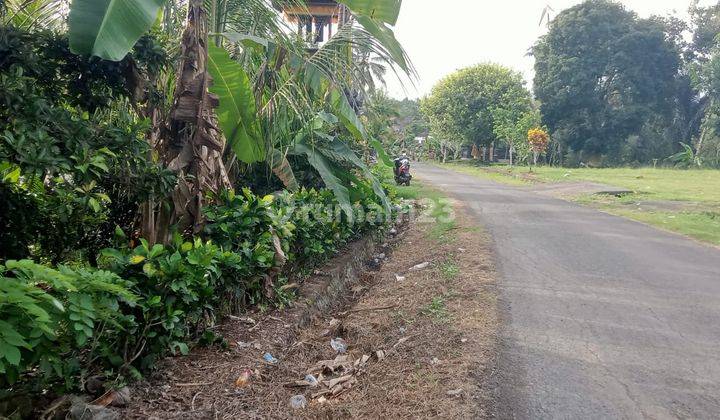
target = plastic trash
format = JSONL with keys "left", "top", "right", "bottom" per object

{"left": 330, "top": 337, "right": 348, "bottom": 354}
{"left": 289, "top": 394, "right": 307, "bottom": 409}
{"left": 263, "top": 352, "right": 278, "bottom": 364}
{"left": 304, "top": 374, "right": 319, "bottom": 387}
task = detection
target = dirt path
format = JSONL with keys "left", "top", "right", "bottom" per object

{"left": 124, "top": 201, "right": 500, "bottom": 418}
{"left": 416, "top": 163, "right": 720, "bottom": 419}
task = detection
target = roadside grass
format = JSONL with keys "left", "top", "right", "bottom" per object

{"left": 439, "top": 161, "right": 720, "bottom": 245}
{"left": 607, "top": 209, "right": 720, "bottom": 245}
{"left": 427, "top": 199, "right": 457, "bottom": 243}
{"left": 421, "top": 296, "right": 449, "bottom": 320}
{"left": 392, "top": 180, "right": 447, "bottom": 201}
{"left": 439, "top": 258, "right": 460, "bottom": 280}
{"left": 527, "top": 166, "right": 720, "bottom": 203}
{"left": 389, "top": 171, "right": 458, "bottom": 243}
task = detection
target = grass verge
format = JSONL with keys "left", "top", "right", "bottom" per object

{"left": 392, "top": 176, "right": 458, "bottom": 243}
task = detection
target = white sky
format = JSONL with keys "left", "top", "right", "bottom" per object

{"left": 386, "top": 0, "right": 716, "bottom": 99}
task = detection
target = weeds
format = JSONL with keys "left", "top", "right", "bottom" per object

{"left": 439, "top": 259, "right": 459, "bottom": 280}
{"left": 421, "top": 296, "right": 449, "bottom": 320}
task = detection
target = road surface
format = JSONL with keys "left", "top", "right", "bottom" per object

{"left": 416, "top": 163, "right": 720, "bottom": 419}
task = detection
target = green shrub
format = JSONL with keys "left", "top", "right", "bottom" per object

{"left": 0, "top": 26, "right": 174, "bottom": 264}
{"left": 0, "top": 260, "right": 136, "bottom": 391}
{"left": 1, "top": 184, "right": 396, "bottom": 395}
{"left": 101, "top": 237, "right": 246, "bottom": 374}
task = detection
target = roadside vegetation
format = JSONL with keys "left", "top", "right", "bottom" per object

{"left": 0, "top": 0, "right": 416, "bottom": 413}
{"left": 122, "top": 184, "right": 500, "bottom": 418}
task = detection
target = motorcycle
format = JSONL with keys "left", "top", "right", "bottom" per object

{"left": 394, "top": 157, "right": 412, "bottom": 186}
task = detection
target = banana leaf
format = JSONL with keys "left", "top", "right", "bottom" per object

{"left": 207, "top": 43, "right": 265, "bottom": 163}
{"left": 292, "top": 142, "right": 353, "bottom": 218}
{"left": 68, "top": 0, "right": 165, "bottom": 61}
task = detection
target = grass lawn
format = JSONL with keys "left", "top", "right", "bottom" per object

{"left": 521, "top": 166, "right": 720, "bottom": 203}
{"left": 440, "top": 161, "right": 720, "bottom": 245}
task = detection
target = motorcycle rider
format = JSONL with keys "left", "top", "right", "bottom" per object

{"left": 394, "top": 151, "right": 412, "bottom": 185}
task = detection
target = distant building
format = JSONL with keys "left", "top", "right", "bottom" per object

{"left": 273, "top": 0, "right": 350, "bottom": 48}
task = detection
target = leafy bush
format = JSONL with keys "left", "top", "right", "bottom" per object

{"left": 206, "top": 187, "right": 391, "bottom": 266}
{"left": 1, "top": 239, "right": 243, "bottom": 392}
{"left": 0, "top": 260, "right": 136, "bottom": 390}
{"left": 0, "top": 26, "right": 175, "bottom": 264}
{"left": 101, "top": 237, "right": 244, "bottom": 374}
{"left": 1, "top": 185, "right": 395, "bottom": 395}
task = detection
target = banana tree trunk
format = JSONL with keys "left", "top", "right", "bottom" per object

{"left": 142, "top": 0, "right": 230, "bottom": 244}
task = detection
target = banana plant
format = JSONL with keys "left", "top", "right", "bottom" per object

{"left": 207, "top": 43, "right": 265, "bottom": 164}
{"left": 206, "top": 45, "right": 392, "bottom": 215}
{"left": 60, "top": 0, "right": 409, "bottom": 239}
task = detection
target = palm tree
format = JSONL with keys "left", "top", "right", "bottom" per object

{"left": 1, "top": 0, "right": 67, "bottom": 30}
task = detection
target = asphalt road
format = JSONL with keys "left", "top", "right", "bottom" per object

{"left": 415, "top": 163, "right": 720, "bottom": 419}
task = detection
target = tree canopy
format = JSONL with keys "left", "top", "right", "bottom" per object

{"left": 533, "top": 0, "right": 683, "bottom": 164}
{"left": 421, "top": 64, "right": 531, "bottom": 150}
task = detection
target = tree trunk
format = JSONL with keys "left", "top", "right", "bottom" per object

{"left": 509, "top": 144, "right": 514, "bottom": 166}
{"left": 142, "top": 0, "right": 230, "bottom": 244}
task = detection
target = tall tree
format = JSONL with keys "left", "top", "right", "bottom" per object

{"left": 533, "top": 0, "right": 682, "bottom": 165}
{"left": 420, "top": 63, "right": 531, "bottom": 156}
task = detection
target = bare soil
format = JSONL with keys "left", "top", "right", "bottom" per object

{"left": 124, "top": 203, "right": 499, "bottom": 419}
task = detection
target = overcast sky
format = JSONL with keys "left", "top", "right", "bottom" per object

{"left": 385, "top": 0, "right": 715, "bottom": 99}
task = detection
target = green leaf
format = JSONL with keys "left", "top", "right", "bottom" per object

{"left": 88, "top": 197, "right": 101, "bottom": 213}
{"left": 114, "top": 225, "right": 127, "bottom": 239}
{"left": 338, "top": 0, "right": 402, "bottom": 25}
{"left": 68, "top": 0, "right": 166, "bottom": 61}
{"left": 323, "top": 137, "right": 392, "bottom": 214}
{"left": 50, "top": 298, "right": 65, "bottom": 313}
{"left": 355, "top": 15, "right": 409, "bottom": 72}
{"left": 369, "top": 137, "right": 393, "bottom": 166}
{"left": 330, "top": 88, "right": 367, "bottom": 140}
{"left": 171, "top": 341, "right": 189, "bottom": 356}
{"left": 0, "top": 325, "right": 30, "bottom": 349}
{"left": 1, "top": 165, "right": 20, "bottom": 183}
{"left": 207, "top": 44, "right": 265, "bottom": 164}
{"left": 292, "top": 142, "right": 353, "bottom": 219}
{"left": 269, "top": 149, "right": 299, "bottom": 192}
{"left": 0, "top": 342, "right": 21, "bottom": 366}
{"left": 129, "top": 255, "right": 145, "bottom": 265}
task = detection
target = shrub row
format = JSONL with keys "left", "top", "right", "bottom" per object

{"left": 0, "top": 187, "right": 396, "bottom": 393}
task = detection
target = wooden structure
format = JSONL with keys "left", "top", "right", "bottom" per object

{"left": 274, "top": 0, "right": 350, "bottom": 45}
